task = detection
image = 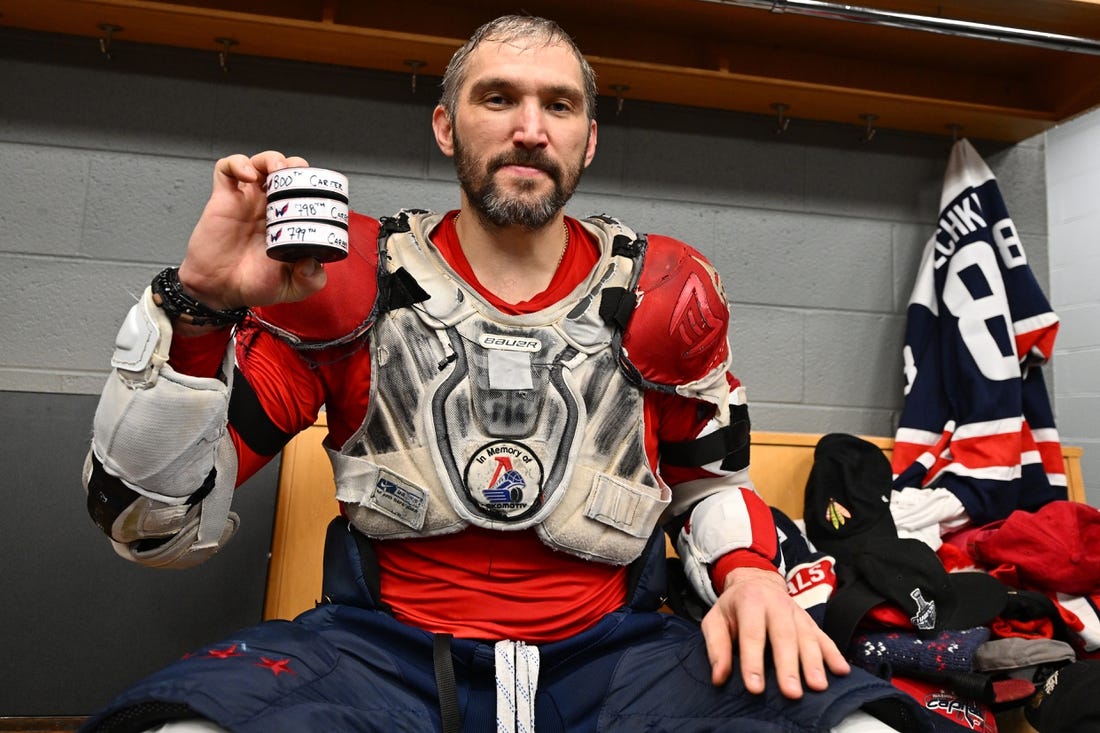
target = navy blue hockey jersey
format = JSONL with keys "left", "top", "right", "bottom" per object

{"left": 892, "top": 139, "right": 1066, "bottom": 526}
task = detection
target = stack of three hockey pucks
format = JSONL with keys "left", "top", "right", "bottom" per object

{"left": 264, "top": 166, "right": 350, "bottom": 263}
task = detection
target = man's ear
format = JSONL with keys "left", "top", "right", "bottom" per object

{"left": 583, "top": 119, "right": 598, "bottom": 168}
{"left": 433, "top": 105, "right": 455, "bottom": 158}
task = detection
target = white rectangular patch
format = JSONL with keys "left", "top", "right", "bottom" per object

{"left": 365, "top": 469, "right": 428, "bottom": 530}
{"left": 488, "top": 349, "right": 533, "bottom": 390}
{"left": 584, "top": 474, "right": 665, "bottom": 539}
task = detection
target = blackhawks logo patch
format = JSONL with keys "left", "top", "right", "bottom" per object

{"left": 826, "top": 498, "right": 852, "bottom": 530}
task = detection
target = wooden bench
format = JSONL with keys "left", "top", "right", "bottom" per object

{"left": 265, "top": 415, "right": 1085, "bottom": 621}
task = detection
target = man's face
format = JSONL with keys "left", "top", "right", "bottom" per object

{"left": 434, "top": 38, "right": 597, "bottom": 230}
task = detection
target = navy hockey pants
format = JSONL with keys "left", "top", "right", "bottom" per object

{"left": 81, "top": 601, "right": 928, "bottom": 733}
{"left": 80, "top": 522, "right": 928, "bottom": 732}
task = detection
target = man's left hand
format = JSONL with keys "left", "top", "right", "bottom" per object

{"left": 700, "top": 565, "right": 850, "bottom": 699}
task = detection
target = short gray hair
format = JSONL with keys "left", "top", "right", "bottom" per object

{"left": 439, "top": 15, "right": 598, "bottom": 122}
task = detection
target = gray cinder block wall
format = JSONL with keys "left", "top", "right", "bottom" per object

{"left": 1047, "top": 117, "right": 1100, "bottom": 508}
{"left": 0, "top": 27, "right": 1055, "bottom": 715}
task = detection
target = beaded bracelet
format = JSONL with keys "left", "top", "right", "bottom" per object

{"left": 150, "top": 267, "right": 249, "bottom": 328}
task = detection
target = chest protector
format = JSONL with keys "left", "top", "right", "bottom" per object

{"left": 329, "top": 211, "right": 668, "bottom": 565}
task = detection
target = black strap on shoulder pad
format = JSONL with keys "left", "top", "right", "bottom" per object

{"left": 600, "top": 230, "right": 646, "bottom": 329}
{"left": 377, "top": 267, "right": 430, "bottom": 313}
{"left": 599, "top": 287, "right": 637, "bottom": 330}
{"left": 377, "top": 209, "right": 424, "bottom": 237}
{"left": 611, "top": 232, "right": 645, "bottom": 258}
{"left": 375, "top": 210, "right": 432, "bottom": 314}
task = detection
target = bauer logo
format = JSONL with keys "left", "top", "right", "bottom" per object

{"left": 478, "top": 333, "right": 542, "bottom": 352}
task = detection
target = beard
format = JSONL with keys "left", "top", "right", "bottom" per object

{"left": 454, "top": 130, "right": 586, "bottom": 230}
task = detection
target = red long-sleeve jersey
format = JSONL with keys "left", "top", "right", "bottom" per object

{"left": 169, "top": 212, "right": 777, "bottom": 641}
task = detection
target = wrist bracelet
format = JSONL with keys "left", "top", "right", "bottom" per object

{"left": 150, "top": 267, "right": 249, "bottom": 328}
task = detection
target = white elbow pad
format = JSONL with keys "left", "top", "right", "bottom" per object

{"left": 84, "top": 432, "right": 242, "bottom": 569}
{"left": 85, "top": 287, "right": 241, "bottom": 567}
{"left": 675, "top": 489, "right": 776, "bottom": 606}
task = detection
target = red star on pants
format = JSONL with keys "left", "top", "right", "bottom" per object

{"left": 206, "top": 644, "right": 242, "bottom": 659}
{"left": 257, "top": 657, "right": 295, "bottom": 677}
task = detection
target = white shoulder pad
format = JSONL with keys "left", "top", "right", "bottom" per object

{"left": 89, "top": 291, "right": 243, "bottom": 568}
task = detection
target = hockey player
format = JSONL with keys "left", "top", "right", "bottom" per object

{"left": 79, "top": 15, "right": 928, "bottom": 733}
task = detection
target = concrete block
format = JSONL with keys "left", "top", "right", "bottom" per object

{"left": 725, "top": 306, "right": 803, "bottom": 404}
{"left": 710, "top": 208, "right": 895, "bottom": 311}
{"left": 427, "top": 138, "right": 455, "bottom": 182}
{"left": 0, "top": 143, "right": 88, "bottom": 256}
{"left": 1052, "top": 349, "right": 1100, "bottom": 397}
{"left": 1048, "top": 211, "right": 1100, "bottom": 267}
{"left": 578, "top": 107, "right": 626, "bottom": 196}
{"left": 211, "top": 82, "right": 430, "bottom": 180}
{"left": 0, "top": 256, "right": 154, "bottom": 382}
{"left": 1048, "top": 168, "right": 1100, "bottom": 225}
{"left": 350, "top": 175, "right": 459, "bottom": 219}
{"left": 1051, "top": 256, "right": 1100, "bottom": 308}
{"left": 986, "top": 143, "right": 1047, "bottom": 236}
{"left": 749, "top": 403, "right": 898, "bottom": 437}
{"left": 619, "top": 105, "right": 804, "bottom": 210}
{"left": 0, "top": 55, "right": 213, "bottom": 158}
{"left": 803, "top": 312, "right": 907, "bottom": 408}
{"left": 891, "top": 223, "right": 930, "bottom": 312}
{"left": 1026, "top": 232, "right": 1052, "bottom": 296}
{"left": 1053, "top": 303, "right": 1100, "bottom": 350}
{"left": 567, "top": 195, "right": 719, "bottom": 255}
{"left": 1046, "top": 115, "right": 1100, "bottom": 183}
{"left": 82, "top": 155, "right": 211, "bottom": 262}
{"left": 1069, "top": 437, "right": 1100, "bottom": 506}
{"left": 802, "top": 143, "right": 944, "bottom": 223}
{"left": 1054, "top": 394, "right": 1100, "bottom": 438}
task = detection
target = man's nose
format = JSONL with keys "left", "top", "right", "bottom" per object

{"left": 512, "top": 100, "right": 549, "bottom": 147}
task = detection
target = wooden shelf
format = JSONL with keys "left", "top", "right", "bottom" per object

{"left": 4, "top": 0, "right": 1100, "bottom": 141}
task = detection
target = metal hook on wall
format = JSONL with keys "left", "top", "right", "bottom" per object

{"left": 610, "top": 84, "right": 630, "bottom": 116}
{"left": 215, "top": 37, "right": 238, "bottom": 73}
{"left": 947, "top": 123, "right": 963, "bottom": 141}
{"left": 98, "top": 23, "right": 122, "bottom": 60}
{"left": 404, "top": 60, "right": 425, "bottom": 93}
{"left": 771, "top": 103, "right": 791, "bottom": 135}
{"left": 859, "top": 113, "right": 879, "bottom": 143}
